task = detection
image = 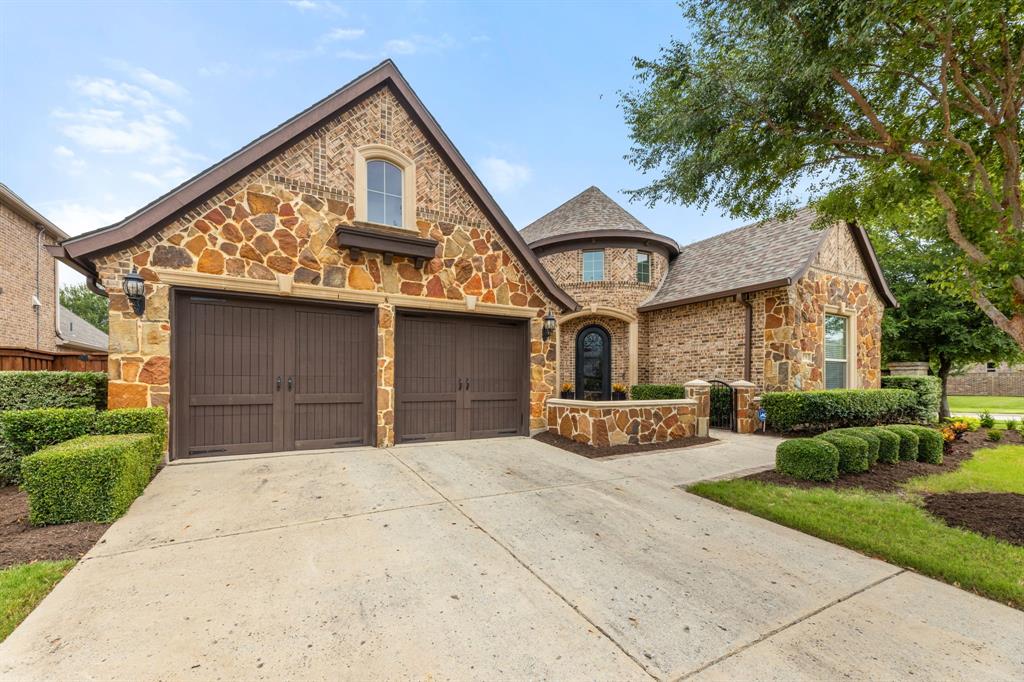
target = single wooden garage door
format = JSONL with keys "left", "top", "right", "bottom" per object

{"left": 172, "top": 292, "right": 374, "bottom": 459}
{"left": 395, "top": 311, "right": 528, "bottom": 443}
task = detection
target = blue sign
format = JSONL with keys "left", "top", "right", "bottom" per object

{"left": 758, "top": 408, "right": 767, "bottom": 422}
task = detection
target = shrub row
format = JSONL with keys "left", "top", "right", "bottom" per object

{"left": 630, "top": 384, "right": 686, "bottom": 400}
{"left": 775, "top": 424, "right": 944, "bottom": 482}
{"left": 761, "top": 389, "right": 918, "bottom": 433}
{"left": 881, "top": 376, "right": 941, "bottom": 424}
{"left": 0, "top": 407, "right": 166, "bottom": 485}
{"left": 21, "top": 433, "right": 163, "bottom": 525}
{"left": 0, "top": 371, "right": 107, "bottom": 411}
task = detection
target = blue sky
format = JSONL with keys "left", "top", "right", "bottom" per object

{"left": 1, "top": 0, "right": 738, "bottom": 286}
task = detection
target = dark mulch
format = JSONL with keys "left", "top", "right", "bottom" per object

{"left": 0, "top": 486, "right": 109, "bottom": 569}
{"left": 924, "top": 492, "right": 1024, "bottom": 546}
{"left": 533, "top": 430, "right": 716, "bottom": 459}
{"left": 744, "top": 428, "right": 1021, "bottom": 494}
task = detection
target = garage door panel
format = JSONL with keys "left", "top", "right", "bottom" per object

{"left": 396, "top": 315, "right": 460, "bottom": 442}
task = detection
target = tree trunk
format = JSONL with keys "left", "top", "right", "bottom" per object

{"left": 937, "top": 356, "right": 953, "bottom": 420}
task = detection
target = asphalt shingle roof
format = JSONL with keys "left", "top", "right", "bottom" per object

{"left": 641, "top": 207, "right": 829, "bottom": 310}
{"left": 520, "top": 186, "right": 653, "bottom": 244}
{"left": 58, "top": 306, "right": 108, "bottom": 352}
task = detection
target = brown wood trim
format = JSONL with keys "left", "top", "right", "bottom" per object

{"left": 528, "top": 229, "right": 679, "bottom": 258}
{"left": 334, "top": 224, "right": 438, "bottom": 262}
{"left": 56, "top": 60, "right": 578, "bottom": 312}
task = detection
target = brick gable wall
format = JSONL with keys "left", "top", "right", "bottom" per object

{"left": 0, "top": 202, "right": 58, "bottom": 351}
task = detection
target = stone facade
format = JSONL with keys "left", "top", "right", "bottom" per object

{"left": 0, "top": 201, "right": 59, "bottom": 351}
{"left": 94, "top": 85, "right": 560, "bottom": 444}
{"left": 546, "top": 399, "right": 698, "bottom": 445}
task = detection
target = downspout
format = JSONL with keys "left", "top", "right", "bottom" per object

{"left": 741, "top": 294, "right": 753, "bottom": 382}
{"left": 35, "top": 225, "right": 44, "bottom": 349}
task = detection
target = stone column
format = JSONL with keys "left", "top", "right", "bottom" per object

{"left": 684, "top": 379, "right": 710, "bottom": 437}
{"left": 376, "top": 302, "right": 396, "bottom": 447}
{"left": 730, "top": 380, "right": 758, "bottom": 434}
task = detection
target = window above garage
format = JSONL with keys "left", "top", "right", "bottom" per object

{"left": 354, "top": 144, "right": 417, "bottom": 231}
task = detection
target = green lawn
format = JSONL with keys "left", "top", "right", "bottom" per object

{"left": 906, "top": 445, "right": 1024, "bottom": 495}
{"left": 0, "top": 560, "right": 75, "bottom": 642}
{"left": 689, "top": 480, "right": 1024, "bottom": 608}
{"left": 948, "top": 395, "right": 1024, "bottom": 414}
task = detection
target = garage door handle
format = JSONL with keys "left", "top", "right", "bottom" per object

{"left": 287, "top": 376, "right": 294, "bottom": 391}
{"left": 465, "top": 378, "right": 470, "bottom": 391}
{"left": 458, "top": 378, "right": 463, "bottom": 391}
{"left": 276, "top": 376, "right": 282, "bottom": 391}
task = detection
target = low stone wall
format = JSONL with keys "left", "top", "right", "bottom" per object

{"left": 546, "top": 398, "right": 700, "bottom": 446}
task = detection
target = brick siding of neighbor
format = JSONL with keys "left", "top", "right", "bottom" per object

{"left": 0, "top": 202, "right": 59, "bottom": 351}
{"left": 93, "top": 86, "right": 561, "bottom": 445}
{"left": 947, "top": 364, "right": 1024, "bottom": 396}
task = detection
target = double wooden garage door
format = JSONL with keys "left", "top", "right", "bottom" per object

{"left": 172, "top": 292, "right": 528, "bottom": 459}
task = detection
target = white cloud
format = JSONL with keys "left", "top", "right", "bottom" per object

{"left": 479, "top": 157, "right": 532, "bottom": 193}
{"left": 323, "top": 27, "right": 364, "bottom": 41}
{"left": 53, "top": 145, "right": 75, "bottom": 158}
{"left": 52, "top": 145, "right": 87, "bottom": 173}
{"left": 336, "top": 49, "right": 376, "bottom": 61}
{"left": 286, "top": 0, "right": 345, "bottom": 13}
{"left": 103, "top": 59, "right": 188, "bottom": 98}
{"left": 41, "top": 200, "right": 132, "bottom": 236}
{"left": 385, "top": 39, "right": 417, "bottom": 55}
{"left": 384, "top": 34, "right": 456, "bottom": 57}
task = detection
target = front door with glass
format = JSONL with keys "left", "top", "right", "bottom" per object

{"left": 575, "top": 325, "right": 610, "bottom": 401}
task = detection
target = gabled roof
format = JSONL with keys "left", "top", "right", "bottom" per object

{"left": 639, "top": 208, "right": 897, "bottom": 311}
{"left": 58, "top": 306, "right": 108, "bottom": 352}
{"left": 53, "top": 60, "right": 577, "bottom": 312}
{"left": 520, "top": 186, "right": 654, "bottom": 244}
{"left": 0, "top": 183, "right": 68, "bottom": 241}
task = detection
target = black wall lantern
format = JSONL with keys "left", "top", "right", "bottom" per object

{"left": 123, "top": 268, "right": 146, "bottom": 316}
{"left": 542, "top": 311, "right": 556, "bottom": 341}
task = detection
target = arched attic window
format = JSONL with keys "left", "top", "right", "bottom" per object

{"left": 354, "top": 144, "right": 416, "bottom": 231}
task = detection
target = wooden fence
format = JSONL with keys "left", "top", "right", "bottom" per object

{"left": 0, "top": 347, "right": 108, "bottom": 373}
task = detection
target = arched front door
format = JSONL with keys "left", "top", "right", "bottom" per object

{"left": 575, "top": 325, "right": 611, "bottom": 401}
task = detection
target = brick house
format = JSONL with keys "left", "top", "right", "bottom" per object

{"left": 50, "top": 61, "right": 894, "bottom": 459}
{"left": 1, "top": 183, "right": 108, "bottom": 355}
{"left": 523, "top": 187, "right": 897, "bottom": 399}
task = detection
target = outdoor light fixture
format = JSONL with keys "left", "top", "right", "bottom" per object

{"left": 542, "top": 311, "right": 557, "bottom": 341}
{"left": 122, "top": 267, "right": 146, "bottom": 316}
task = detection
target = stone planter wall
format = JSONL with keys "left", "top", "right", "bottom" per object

{"left": 546, "top": 397, "right": 704, "bottom": 446}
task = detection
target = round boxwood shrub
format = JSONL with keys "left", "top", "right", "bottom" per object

{"left": 868, "top": 427, "right": 901, "bottom": 464}
{"left": 775, "top": 438, "right": 840, "bottom": 482}
{"left": 832, "top": 427, "right": 880, "bottom": 466}
{"left": 883, "top": 426, "right": 921, "bottom": 461}
{"left": 900, "top": 425, "right": 944, "bottom": 464}
{"left": 815, "top": 431, "right": 870, "bottom": 474}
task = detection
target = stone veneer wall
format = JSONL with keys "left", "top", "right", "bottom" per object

{"left": 557, "top": 315, "right": 629, "bottom": 390}
{"left": 546, "top": 400, "right": 697, "bottom": 445}
{"left": 93, "top": 85, "right": 560, "bottom": 445}
{"left": 0, "top": 202, "right": 59, "bottom": 351}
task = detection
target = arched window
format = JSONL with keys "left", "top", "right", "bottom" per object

{"left": 367, "top": 159, "right": 403, "bottom": 227}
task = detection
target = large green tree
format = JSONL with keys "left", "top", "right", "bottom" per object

{"left": 623, "top": 0, "right": 1024, "bottom": 348}
{"left": 873, "top": 223, "right": 1020, "bottom": 417}
{"left": 59, "top": 284, "right": 108, "bottom": 333}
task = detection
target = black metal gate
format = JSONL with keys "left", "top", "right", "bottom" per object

{"left": 708, "top": 380, "right": 735, "bottom": 431}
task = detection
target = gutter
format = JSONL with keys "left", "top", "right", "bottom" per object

{"left": 637, "top": 278, "right": 792, "bottom": 313}
{"left": 741, "top": 294, "right": 753, "bottom": 382}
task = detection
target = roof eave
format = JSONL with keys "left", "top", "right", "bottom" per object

{"left": 0, "top": 184, "right": 69, "bottom": 241}
{"left": 637, "top": 278, "right": 793, "bottom": 312}
{"left": 527, "top": 229, "right": 679, "bottom": 256}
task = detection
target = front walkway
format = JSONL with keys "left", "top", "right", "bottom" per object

{"left": 1, "top": 435, "right": 1020, "bottom": 681}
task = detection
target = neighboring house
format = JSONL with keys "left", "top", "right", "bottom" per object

{"left": 49, "top": 60, "right": 894, "bottom": 460}
{"left": 523, "top": 188, "right": 897, "bottom": 399}
{"left": 947, "top": 362, "right": 1024, "bottom": 397}
{"left": 0, "top": 183, "right": 108, "bottom": 354}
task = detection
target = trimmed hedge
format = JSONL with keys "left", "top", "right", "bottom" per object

{"left": 21, "top": 433, "right": 161, "bottom": 525}
{"left": 883, "top": 426, "right": 921, "bottom": 461}
{"left": 868, "top": 427, "right": 901, "bottom": 464}
{"left": 776, "top": 438, "right": 840, "bottom": 482}
{"left": 899, "top": 425, "right": 944, "bottom": 464}
{"left": 630, "top": 384, "right": 685, "bottom": 400}
{"left": 94, "top": 408, "right": 167, "bottom": 448}
{"left": 0, "top": 371, "right": 107, "bottom": 411}
{"left": 815, "top": 432, "right": 870, "bottom": 474}
{"left": 832, "top": 427, "right": 880, "bottom": 466}
{"left": 0, "top": 407, "right": 96, "bottom": 458}
{"left": 761, "top": 389, "right": 917, "bottom": 433}
{"left": 882, "top": 376, "right": 941, "bottom": 424}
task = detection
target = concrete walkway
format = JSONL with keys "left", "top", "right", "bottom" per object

{"left": 2, "top": 434, "right": 1021, "bottom": 681}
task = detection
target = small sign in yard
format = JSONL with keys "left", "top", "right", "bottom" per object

{"left": 758, "top": 408, "right": 767, "bottom": 432}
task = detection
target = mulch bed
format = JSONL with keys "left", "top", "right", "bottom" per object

{"left": 923, "top": 492, "right": 1024, "bottom": 547}
{"left": 0, "top": 486, "right": 109, "bottom": 569}
{"left": 744, "top": 428, "right": 1021, "bottom": 494}
{"left": 533, "top": 430, "right": 716, "bottom": 459}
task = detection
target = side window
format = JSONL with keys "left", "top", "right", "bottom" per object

{"left": 366, "top": 159, "right": 403, "bottom": 227}
{"left": 636, "top": 251, "right": 651, "bottom": 283}
{"left": 582, "top": 250, "right": 604, "bottom": 282}
{"left": 824, "top": 313, "right": 848, "bottom": 389}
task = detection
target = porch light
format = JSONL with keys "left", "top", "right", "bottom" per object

{"left": 542, "top": 311, "right": 557, "bottom": 341}
{"left": 123, "top": 267, "right": 146, "bottom": 316}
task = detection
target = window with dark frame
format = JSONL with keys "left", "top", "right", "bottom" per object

{"left": 824, "top": 313, "right": 848, "bottom": 389}
{"left": 582, "top": 250, "right": 604, "bottom": 282}
{"left": 636, "top": 251, "right": 651, "bottom": 283}
{"left": 367, "top": 159, "right": 403, "bottom": 227}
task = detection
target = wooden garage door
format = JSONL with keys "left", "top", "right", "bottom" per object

{"left": 172, "top": 293, "right": 374, "bottom": 459}
{"left": 395, "top": 311, "right": 528, "bottom": 443}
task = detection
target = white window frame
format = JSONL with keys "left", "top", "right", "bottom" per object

{"left": 636, "top": 250, "right": 651, "bottom": 284}
{"left": 823, "top": 307, "right": 857, "bottom": 389}
{"left": 582, "top": 249, "right": 605, "bottom": 282}
{"left": 354, "top": 144, "right": 417, "bottom": 231}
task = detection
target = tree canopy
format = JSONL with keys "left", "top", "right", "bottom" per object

{"left": 59, "top": 284, "right": 108, "bottom": 333}
{"left": 623, "top": 0, "right": 1024, "bottom": 348}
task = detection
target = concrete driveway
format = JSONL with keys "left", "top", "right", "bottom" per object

{"left": 2, "top": 433, "right": 1021, "bottom": 681}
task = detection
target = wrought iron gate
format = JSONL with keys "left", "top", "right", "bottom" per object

{"left": 708, "top": 380, "right": 735, "bottom": 431}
